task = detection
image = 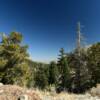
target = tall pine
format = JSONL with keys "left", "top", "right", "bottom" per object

{"left": 57, "top": 48, "right": 71, "bottom": 91}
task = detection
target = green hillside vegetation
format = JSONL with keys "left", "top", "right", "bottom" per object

{"left": 0, "top": 32, "right": 100, "bottom": 94}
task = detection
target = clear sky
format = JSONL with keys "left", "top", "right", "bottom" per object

{"left": 0, "top": 0, "right": 100, "bottom": 63}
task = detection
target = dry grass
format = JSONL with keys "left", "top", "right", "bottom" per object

{"left": 35, "top": 88, "right": 100, "bottom": 100}
{"left": 0, "top": 84, "right": 100, "bottom": 100}
{"left": 36, "top": 90, "right": 75, "bottom": 100}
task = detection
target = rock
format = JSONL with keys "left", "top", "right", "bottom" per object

{"left": 97, "top": 84, "right": 100, "bottom": 89}
{"left": 0, "top": 83, "right": 3, "bottom": 86}
{"left": 25, "top": 90, "right": 42, "bottom": 100}
{"left": 0, "top": 89, "right": 4, "bottom": 94}
{"left": 18, "top": 95, "right": 28, "bottom": 100}
{"left": 90, "top": 85, "right": 100, "bottom": 97}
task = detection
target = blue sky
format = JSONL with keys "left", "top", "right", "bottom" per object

{"left": 0, "top": 0, "right": 100, "bottom": 63}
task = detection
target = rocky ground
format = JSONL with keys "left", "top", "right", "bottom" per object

{"left": 0, "top": 84, "right": 41, "bottom": 100}
{"left": 0, "top": 83, "right": 100, "bottom": 100}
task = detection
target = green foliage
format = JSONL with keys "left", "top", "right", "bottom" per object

{"left": 87, "top": 43, "right": 100, "bottom": 86}
{"left": 9, "top": 32, "right": 23, "bottom": 44}
{"left": 0, "top": 31, "right": 100, "bottom": 94}
{"left": 57, "top": 48, "right": 71, "bottom": 90}
{"left": 48, "top": 61, "right": 59, "bottom": 86}
{"left": 34, "top": 64, "right": 49, "bottom": 89}
{"left": 26, "top": 59, "right": 38, "bottom": 88}
{"left": 0, "top": 32, "right": 30, "bottom": 86}
{"left": 67, "top": 48, "right": 91, "bottom": 93}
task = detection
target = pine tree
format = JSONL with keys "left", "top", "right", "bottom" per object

{"left": 34, "top": 63, "right": 48, "bottom": 90}
{"left": 68, "top": 22, "right": 91, "bottom": 93}
{"left": 57, "top": 48, "right": 71, "bottom": 91}
{"left": 48, "top": 61, "right": 59, "bottom": 86}
{"left": 87, "top": 42, "right": 100, "bottom": 86}
{"left": 0, "top": 32, "right": 30, "bottom": 86}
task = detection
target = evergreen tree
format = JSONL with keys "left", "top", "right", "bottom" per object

{"left": 87, "top": 42, "right": 100, "bottom": 86}
{"left": 48, "top": 61, "right": 59, "bottom": 86}
{"left": 68, "top": 48, "right": 90, "bottom": 93}
{"left": 0, "top": 32, "right": 30, "bottom": 86}
{"left": 57, "top": 48, "right": 71, "bottom": 91}
{"left": 34, "top": 63, "right": 48, "bottom": 90}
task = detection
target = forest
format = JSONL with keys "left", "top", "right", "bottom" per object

{"left": 0, "top": 31, "right": 100, "bottom": 94}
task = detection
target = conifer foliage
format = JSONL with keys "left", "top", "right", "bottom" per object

{"left": 48, "top": 61, "right": 59, "bottom": 86}
{"left": 57, "top": 48, "right": 71, "bottom": 91}
{"left": 0, "top": 32, "right": 30, "bottom": 86}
